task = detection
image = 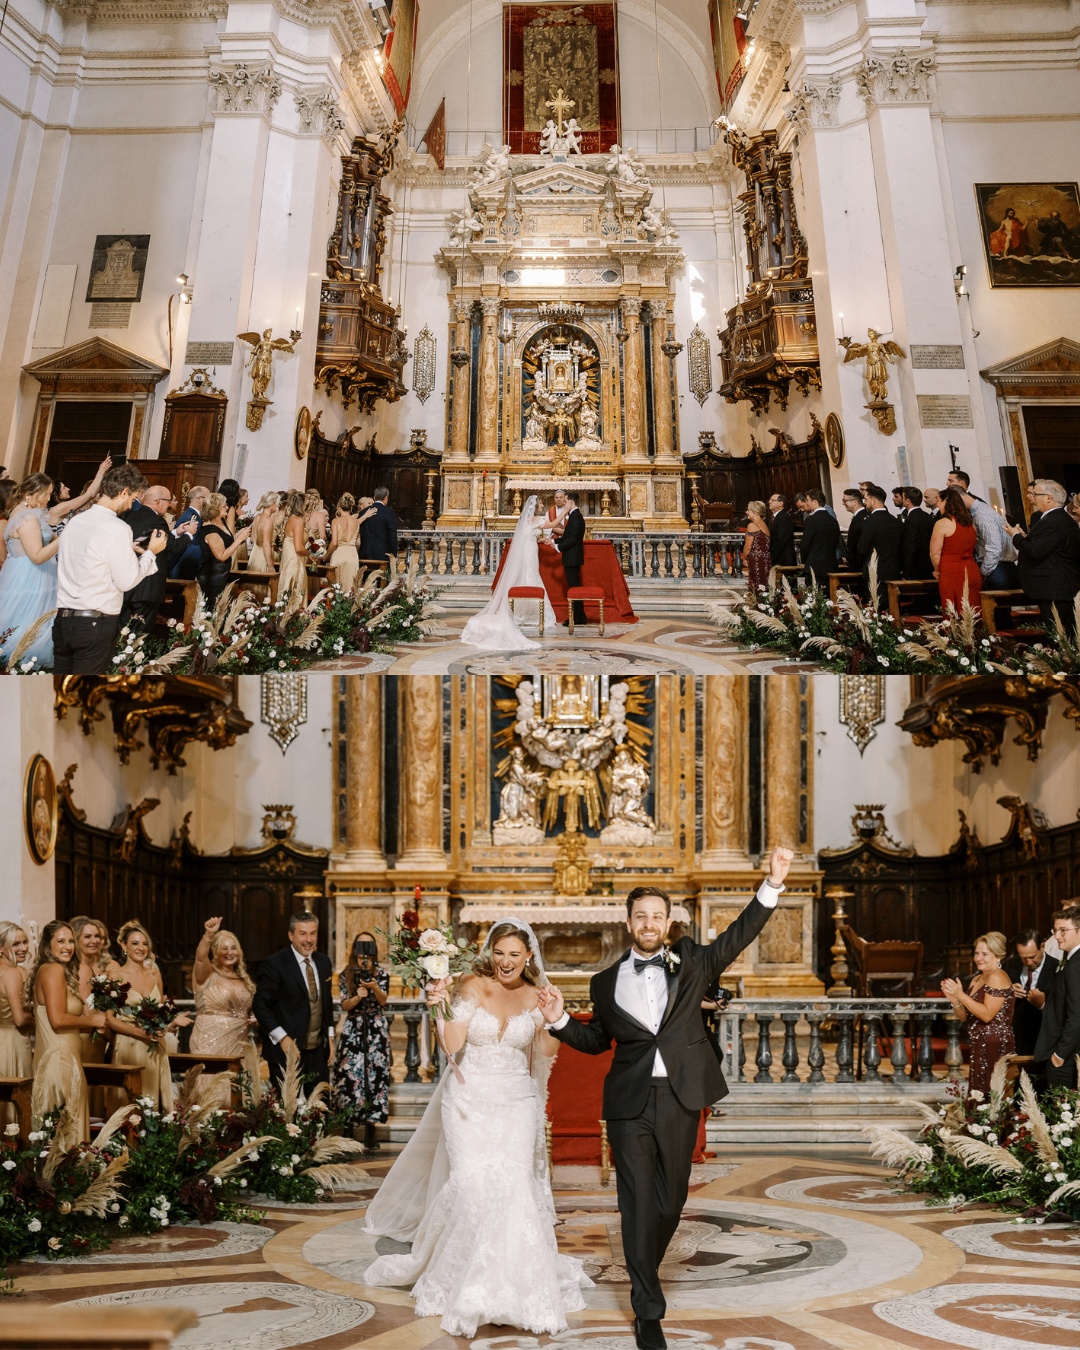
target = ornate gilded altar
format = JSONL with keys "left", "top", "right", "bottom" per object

{"left": 717, "top": 130, "right": 821, "bottom": 414}
{"left": 435, "top": 150, "right": 689, "bottom": 529}
{"left": 315, "top": 126, "right": 408, "bottom": 411}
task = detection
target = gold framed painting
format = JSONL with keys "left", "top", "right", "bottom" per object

{"left": 24, "top": 753, "right": 58, "bottom": 864}
{"left": 974, "top": 182, "right": 1080, "bottom": 288}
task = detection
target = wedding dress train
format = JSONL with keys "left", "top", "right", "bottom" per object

{"left": 460, "top": 494, "right": 557, "bottom": 650}
{"left": 363, "top": 997, "right": 591, "bottom": 1337}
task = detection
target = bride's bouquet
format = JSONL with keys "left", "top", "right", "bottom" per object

{"left": 380, "top": 908, "right": 477, "bottom": 1018}
{"left": 84, "top": 973, "right": 131, "bottom": 1042}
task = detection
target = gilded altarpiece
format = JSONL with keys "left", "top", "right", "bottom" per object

{"left": 437, "top": 156, "right": 688, "bottom": 530}
{"left": 327, "top": 676, "right": 822, "bottom": 1000}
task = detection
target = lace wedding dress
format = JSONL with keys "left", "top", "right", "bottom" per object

{"left": 460, "top": 494, "right": 557, "bottom": 650}
{"left": 363, "top": 996, "right": 592, "bottom": 1337}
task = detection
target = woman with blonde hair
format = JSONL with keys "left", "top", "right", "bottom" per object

{"left": 197, "top": 492, "right": 251, "bottom": 606}
{"left": 248, "top": 492, "right": 280, "bottom": 573}
{"left": 0, "top": 922, "right": 32, "bottom": 1124}
{"left": 106, "top": 920, "right": 190, "bottom": 1111}
{"left": 742, "top": 500, "right": 772, "bottom": 591}
{"left": 304, "top": 488, "right": 329, "bottom": 546}
{"left": 277, "top": 489, "right": 309, "bottom": 603}
{"left": 190, "top": 916, "right": 261, "bottom": 1103}
{"left": 941, "top": 931, "right": 1015, "bottom": 1097}
{"left": 326, "top": 493, "right": 371, "bottom": 594}
{"left": 70, "top": 916, "right": 112, "bottom": 1114}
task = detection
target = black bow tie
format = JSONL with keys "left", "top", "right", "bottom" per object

{"left": 633, "top": 954, "right": 664, "bottom": 974}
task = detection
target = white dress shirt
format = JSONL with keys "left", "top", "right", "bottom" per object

{"left": 551, "top": 878, "right": 784, "bottom": 1070}
{"left": 268, "top": 946, "right": 322, "bottom": 1045}
{"left": 56, "top": 504, "right": 158, "bottom": 614}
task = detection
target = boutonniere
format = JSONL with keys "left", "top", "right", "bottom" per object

{"left": 661, "top": 947, "right": 680, "bottom": 973}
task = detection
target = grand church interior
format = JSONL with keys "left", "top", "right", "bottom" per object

{"left": 1, "top": 671, "right": 1079, "bottom": 1350}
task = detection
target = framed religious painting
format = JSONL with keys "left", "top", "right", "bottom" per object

{"left": 24, "top": 752, "right": 58, "bottom": 865}
{"left": 974, "top": 183, "right": 1080, "bottom": 288}
{"left": 503, "top": 2, "right": 620, "bottom": 156}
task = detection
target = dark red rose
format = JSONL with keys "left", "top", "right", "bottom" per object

{"left": 401, "top": 910, "right": 420, "bottom": 930}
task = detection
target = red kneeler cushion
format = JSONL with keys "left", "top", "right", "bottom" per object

{"left": 547, "top": 1013, "right": 708, "bottom": 1165}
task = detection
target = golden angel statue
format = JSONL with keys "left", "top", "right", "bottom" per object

{"left": 542, "top": 757, "right": 602, "bottom": 835}
{"left": 839, "top": 328, "right": 906, "bottom": 403}
{"left": 238, "top": 328, "right": 298, "bottom": 402}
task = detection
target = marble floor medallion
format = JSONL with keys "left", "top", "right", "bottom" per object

{"left": 471, "top": 1330, "right": 723, "bottom": 1350}
{"left": 26, "top": 1221, "right": 271, "bottom": 1265}
{"left": 874, "top": 1281, "right": 1080, "bottom": 1348}
{"left": 941, "top": 1221, "right": 1080, "bottom": 1264}
{"left": 764, "top": 1173, "right": 936, "bottom": 1211}
{"left": 61, "top": 1280, "right": 375, "bottom": 1350}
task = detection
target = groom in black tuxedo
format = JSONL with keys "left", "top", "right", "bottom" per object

{"left": 540, "top": 845, "right": 794, "bottom": 1350}
{"left": 555, "top": 491, "right": 587, "bottom": 626}
{"left": 253, "top": 910, "right": 334, "bottom": 1092}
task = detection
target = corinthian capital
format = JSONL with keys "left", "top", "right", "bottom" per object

{"left": 480, "top": 297, "right": 501, "bottom": 319}
{"left": 854, "top": 48, "right": 936, "bottom": 110}
{"left": 785, "top": 78, "right": 844, "bottom": 135}
{"left": 294, "top": 87, "right": 346, "bottom": 144}
{"left": 208, "top": 63, "right": 283, "bottom": 116}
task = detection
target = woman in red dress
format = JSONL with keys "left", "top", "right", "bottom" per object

{"left": 930, "top": 488, "right": 981, "bottom": 615}
{"left": 742, "top": 500, "right": 772, "bottom": 591}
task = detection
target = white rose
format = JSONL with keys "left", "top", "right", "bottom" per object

{"left": 419, "top": 929, "right": 446, "bottom": 952}
{"left": 48, "top": 1237, "right": 62, "bottom": 1250}
{"left": 2, "top": 1160, "right": 15, "bottom": 1171}
{"left": 4, "top": 1124, "right": 18, "bottom": 1136}
{"left": 28, "top": 1218, "right": 42, "bottom": 1232}
{"left": 421, "top": 953, "right": 450, "bottom": 980}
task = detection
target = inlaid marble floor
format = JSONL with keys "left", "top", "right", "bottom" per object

{"left": 13, "top": 1149, "right": 1080, "bottom": 1349}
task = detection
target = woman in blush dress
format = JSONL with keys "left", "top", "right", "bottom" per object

{"left": 190, "top": 916, "right": 261, "bottom": 1104}
{"left": 106, "top": 920, "right": 190, "bottom": 1112}
{"left": 364, "top": 919, "right": 591, "bottom": 1338}
{"left": 0, "top": 922, "right": 32, "bottom": 1127}
{"left": 941, "top": 931, "right": 1015, "bottom": 1099}
{"left": 931, "top": 487, "right": 982, "bottom": 616}
{"left": 742, "top": 500, "right": 772, "bottom": 591}
{"left": 331, "top": 931, "right": 391, "bottom": 1148}
{"left": 326, "top": 494, "right": 366, "bottom": 595}
{"left": 248, "top": 492, "right": 281, "bottom": 573}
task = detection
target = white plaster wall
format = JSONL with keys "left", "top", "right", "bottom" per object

{"left": 812, "top": 676, "right": 1080, "bottom": 858}
{"left": 0, "top": 676, "right": 60, "bottom": 936}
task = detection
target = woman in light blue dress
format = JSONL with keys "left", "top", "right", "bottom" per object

{"left": 0, "top": 459, "right": 110, "bottom": 671}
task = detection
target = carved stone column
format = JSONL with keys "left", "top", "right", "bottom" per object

{"left": 701, "top": 677, "right": 749, "bottom": 864}
{"left": 398, "top": 676, "right": 446, "bottom": 870}
{"left": 765, "top": 676, "right": 802, "bottom": 853}
{"left": 476, "top": 297, "right": 501, "bottom": 463}
{"left": 621, "top": 297, "right": 648, "bottom": 462}
{"left": 447, "top": 300, "right": 472, "bottom": 461}
{"left": 342, "top": 676, "right": 385, "bottom": 866}
{"left": 649, "top": 301, "right": 676, "bottom": 463}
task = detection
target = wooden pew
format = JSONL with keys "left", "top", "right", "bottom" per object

{"left": 828, "top": 571, "right": 862, "bottom": 603}
{"left": 84, "top": 1063, "right": 143, "bottom": 1103}
{"left": 0, "top": 1076, "right": 33, "bottom": 1141}
{"left": 770, "top": 564, "right": 804, "bottom": 591}
{"left": 980, "top": 589, "right": 1043, "bottom": 635}
{"left": 0, "top": 1307, "right": 195, "bottom": 1349}
{"left": 887, "top": 579, "right": 941, "bottom": 624}
{"left": 162, "top": 578, "right": 199, "bottom": 627}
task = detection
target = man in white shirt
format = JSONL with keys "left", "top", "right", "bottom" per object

{"left": 539, "top": 845, "right": 794, "bottom": 1350}
{"left": 52, "top": 462, "right": 166, "bottom": 673}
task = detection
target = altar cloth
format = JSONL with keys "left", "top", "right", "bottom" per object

{"left": 491, "top": 539, "right": 638, "bottom": 624}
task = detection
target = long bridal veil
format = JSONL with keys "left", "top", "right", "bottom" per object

{"left": 363, "top": 917, "right": 555, "bottom": 1243}
{"left": 460, "top": 494, "right": 556, "bottom": 649}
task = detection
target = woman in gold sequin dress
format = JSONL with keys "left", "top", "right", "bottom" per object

{"left": 190, "top": 916, "right": 262, "bottom": 1103}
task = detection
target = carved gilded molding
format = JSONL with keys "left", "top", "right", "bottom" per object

{"left": 898, "top": 674, "right": 1079, "bottom": 771}
{"left": 54, "top": 676, "right": 251, "bottom": 773}
{"left": 839, "top": 676, "right": 885, "bottom": 754}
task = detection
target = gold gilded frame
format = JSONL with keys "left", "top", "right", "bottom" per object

{"left": 24, "top": 752, "right": 58, "bottom": 865}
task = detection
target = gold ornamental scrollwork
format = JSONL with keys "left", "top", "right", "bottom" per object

{"left": 413, "top": 325, "right": 437, "bottom": 404}
{"left": 838, "top": 675, "right": 886, "bottom": 755}
{"left": 686, "top": 324, "right": 713, "bottom": 405}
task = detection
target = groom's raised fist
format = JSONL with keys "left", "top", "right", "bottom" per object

{"left": 767, "top": 846, "right": 795, "bottom": 886}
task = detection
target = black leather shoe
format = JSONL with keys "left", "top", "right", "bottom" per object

{"left": 559, "top": 620, "right": 570, "bottom": 627}
{"left": 634, "top": 1318, "right": 666, "bottom": 1350}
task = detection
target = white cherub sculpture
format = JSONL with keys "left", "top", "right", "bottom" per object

{"left": 564, "top": 118, "right": 583, "bottom": 155}
{"left": 606, "top": 143, "right": 648, "bottom": 186}
{"left": 641, "top": 206, "right": 678, "bottom": 244}
{"left": 472, "top": 143, "right": 512, "bottom": 184}
{"left": 448, "top": 208, "right": 483, "bottom": 246}
{"left": 539, "top": 119, "right": 559, "bottom": 156}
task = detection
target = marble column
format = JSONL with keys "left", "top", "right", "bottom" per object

{"left": 649, "top": 301, "right": 676, "bottom": 463}
{"left": 448, "top": 299, "right": 472, "bottom": 461}
{"left": 765, "top": 676, "right": 802, "bottom": 853}
{"left": 342, "top": 676, "right": 385, "bottom": 867}
{"left": 398, "top": 676, "right": 446, "bottom": 870}
{"left": 701, "top": 677, "right": 749, "bottom": 864}
{"left": 476, "top": 297, "right": 501, "bottom": 463}
{"left": 621, "top": 297, "right": 648, "bottom": 462}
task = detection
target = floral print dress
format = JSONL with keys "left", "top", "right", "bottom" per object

{"left": 332, "top": 966, "right": 391, "bottom": 1125}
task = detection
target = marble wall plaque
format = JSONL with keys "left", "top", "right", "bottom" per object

{"left": 910, "top": 344, "right": 965, "bottom": 369}
{"left": 917, "top": 394, "right": 973, "bottom": 428}
{"left": 185, "top": 341, "right": 234, "bottom": 365}
{"left": 89, "top": 302, "right": 131, "bottom": 329}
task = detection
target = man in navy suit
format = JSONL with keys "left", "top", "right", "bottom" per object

{"left": 253, "top": 910, "right": 334, "bottom": 1091}
{"left": 359, "top": 485, "right": 399, "bottom": 562}
{"left": 170, "top": 485, "right": 209, "bottom": 579}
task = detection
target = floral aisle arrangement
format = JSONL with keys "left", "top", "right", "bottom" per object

{"left": 380, "top": 904, "right": 478, "bottom": 1019}
{"left": 866, "top": 1062, "right": 1080, "bottom": 1221}
{"left": 109, "top": 565, "right": 442, "bottom": 676}
{"left": 712, "top": 570, "right": 1080, "bottom": 676}
{"left": 0, "top": 1051, "right": 370, "bottom": 1274}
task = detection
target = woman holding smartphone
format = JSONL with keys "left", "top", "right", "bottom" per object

{"left": 332, "top": 931, "right": 391, "bottom": 1148}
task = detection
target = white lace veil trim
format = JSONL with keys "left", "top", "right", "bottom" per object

{"left": 362, "top": 915, "right": 554, "bottom": 1243}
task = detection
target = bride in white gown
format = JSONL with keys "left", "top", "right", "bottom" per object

{"left": 363, "top": 919, "right": 592, "bottom": 1337}
{"left": 460, "top": 494, "right": 557, "bottom": 649}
